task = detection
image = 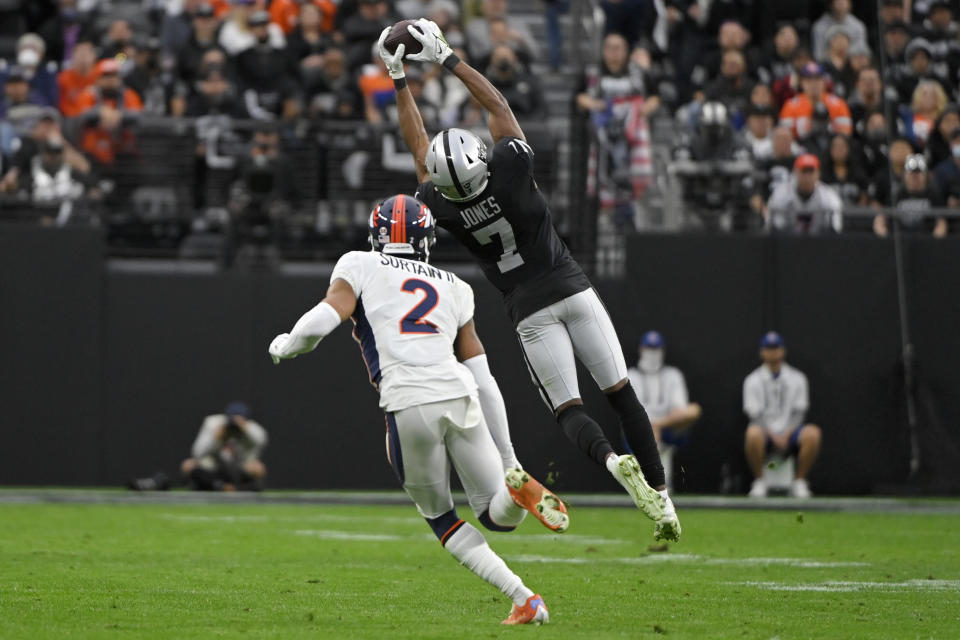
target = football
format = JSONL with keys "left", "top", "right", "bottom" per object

{"left": 383, "top": 19, "right": 424, "bottom": 57}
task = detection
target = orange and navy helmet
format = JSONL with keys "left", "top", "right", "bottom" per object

{"left": 368, "top": 194, "right": 436, "bottom": 262}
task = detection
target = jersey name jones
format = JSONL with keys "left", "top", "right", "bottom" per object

{"left": 459, "top": 196, "right": 502, "bottom": 229}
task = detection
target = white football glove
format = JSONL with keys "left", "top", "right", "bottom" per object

{"left": 377, "top": 26, "right": 406, "bottom": 79}
{"left": 269, "top": 333, "right": 293, "bottom": 364}
{"left": 404, "top": 18, "right": 453, "bottom": 64}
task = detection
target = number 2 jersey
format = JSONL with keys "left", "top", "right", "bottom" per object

{"left": 330, "top": 250, "right": 478, "bottom": 412}
{"left": 416, "top": 136, "right": 592, "bottom": 326}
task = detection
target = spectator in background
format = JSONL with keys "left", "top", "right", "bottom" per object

{"left": 0, "top": 109, "right": 90, "bottom": 196}
{"left": 861, "top": 110, "right": 893, "bottom": 177}
{"left": 765, "top": 24, "right": 800, "bottom": 87}
{"left": 7, "top": 34, "right": 59, "bottom": 109}
{"left": 880, "top": 0, "right": 907, "bottom": 25}
{"left": 99, "top": 19, "right": 135, "bottom": 61}
{"left": 772, "top": 48, "right": 813, "bottom": 110}
{"left": 765, "top": 153, "right": 844, "bottom": 234}
{"left": 341, "top": 0, "right": 394, "bottom": 71}
{"left": 741, "top": 104, "right": 776, "bottom": 160}
{"left": 933, "top": 126, "right": 960, "bottom": 199}
{"left": 422, "top": 47, "right": 471, "bottom": 128}
{"left": 898, "top": 38, "right": 950, "bottom": 102}
{"left": 922, "top": 0, "right": 960, "bottom": 67}
{"left": 22, "top": 136, "right": 95, "bottom": 214}
{"left": 358, "top": 43, "right": 396, "bottom": 123}
{"left": 847, "top": 42, "right": 873, "bottom": 79}
{"left": 234, "top": 11, "right": 300, "bottom": 120}
{"left": 820, "top": 26, "right": 855, "bottom": 99}
{"left": 58, "top": 39, "right": 99, "bottom": 117}
{"left": 692, "top": 20, "right": 760, "bottom": 97}
{"left": 180, "top": 401, "right": 268, "bottom": 491}
{"left": 876, "top": 154, "right": 949, "bottom": 237}
{"left": 478, "top": 16, "right": 536, "bottom": 69}
{"left": 821, "top": 133, "right": 869, "bottom": 206}
{"left": 869, "top": 137, "right": 913, "bottom": 221}
{"left": 465, "top": 0, "right": 539, "bottom": 66}
{"left": 185, "top": 62, "right": 248, "bottom": 117}
{"left": 779, "top": 62, "right": 852, "bottom": 139}
{"left": 705, "top": 49, "right": 753, "bottom": 129}
{"left": 902, "top": 79, "right": 948, "bottom": 148}
{"left": 426, "top": 0, "right": 464, "bottom": 49}
{"left": 485, "top": 45, "right": 544, "bottom": 120}
{"left": 927, "top": 105, "right": 960, "bottom": 165}
{"left": 811, "top": 0, "right": 867, "bottom": 61}
{"left": 578, "top": 32, "right": 658, "bottom": 227}
{"left": 269, "top": 0, "right": 337, "bottom": 35}
{"left": 286, "top": 3, "right": 330, "bottom": 70}
{"left": 125, "top": 37, "right": 186, "bottom": 116}
{"left": 0, "top": 66, "right": 49, "bottom": 121}
{"left": 38, "top": 0, "right": 95, "bottom": 66}
{"left": 627, "top": 331, "right": 702, "bottom": 490}
{"left": 744, "top": 331, "right": 821, "bottom": 499}
{"left": 395, "top": 65, "right": 441, "bottom": 128}
{"left": 305, "top": 47, "right": 362, "bottom": 120}
{"left": 848, "top": 67, "right": 886, "bottom": 138}
{"left": 75, "top": 58, "right": 142, "bottom": 167}
{"left": 750, "top": 124, "right": 800, "bottom": 219}
{"left": 219, "top": 0, "right": 286, "bottom": 56}
{"left": 176, "top": 3, "right": 223, "bottom": 85}
{"left": 228, "top": 126, "right": 298, "bottom": 263}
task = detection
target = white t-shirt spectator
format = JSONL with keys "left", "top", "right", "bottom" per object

{"left": 743, "top": 364, "right": 809, "bottom": 435}
{"left": 767, "top": 180, "right": 844, "bottom": 233}
{"left": 192, "top": 414, "right": 268, "bottom": 463}
{"left": 628, "top": 365, "right": 689, "bottom": 422}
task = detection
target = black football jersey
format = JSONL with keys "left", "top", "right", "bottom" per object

{"left": 416, "top": 136, "right": 591, "bottom": 325}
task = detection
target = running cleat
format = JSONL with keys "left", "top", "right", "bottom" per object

{"left": 505, "top": 468, "right": 569, "bottom": 533}
{"left": 502, "top": 594, "right": 549, "bottom": 625}
{"left": 608, "top": 454, "right": 665, "bottom": 522}
{"left": 654, "top": 490, "right": 681, "bottom": 542}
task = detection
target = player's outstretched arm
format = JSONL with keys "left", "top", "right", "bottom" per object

{"left": 406, "top": 19, "right": 524, "bottom": 143}
{"left": 269, "top": 279, "right": 356, "bottom": 363}
{"left": 456, "top": 320, "right": 521, "bottom": 471}
{"left": 378, "top": 28, "right": 430, "bottom": 183}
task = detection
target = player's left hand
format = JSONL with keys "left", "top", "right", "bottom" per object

{"left": 269, "top": 333, "right": 293, "bottom": 364}
{"left": 404, "top": 18, "right": 453, "bottom": 64}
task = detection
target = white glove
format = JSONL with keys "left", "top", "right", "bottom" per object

{"left": 377, "top": 26, "right": 406, "bottom": 79}
{"left": 269, "top": 333, "right": 293, "bottom": 364}
{"left": 404, "top": 18, "right": 453, "bottom": 64}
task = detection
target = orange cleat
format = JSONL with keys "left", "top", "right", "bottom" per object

{"left": 505, "top": 468, "right": 569, "bottom": 533}
{"left": 502, "top": 594, "right": 549, "bottom": 625}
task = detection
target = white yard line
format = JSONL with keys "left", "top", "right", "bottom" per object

{"left": 733, "top": 580, "right": 960, "bottom": 592}
{"left": 506, "top": 554, "right": 869, "bottom": 568}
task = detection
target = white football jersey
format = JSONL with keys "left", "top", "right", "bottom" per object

{"left": 330, "top": 251, "right": 478, "bottom": 412}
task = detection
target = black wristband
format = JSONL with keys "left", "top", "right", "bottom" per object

{"left": 442, "top": 54, "right": 460, "bottom": 71}
{"left": 394, "top": 77, "right": 407, "bottom": 90}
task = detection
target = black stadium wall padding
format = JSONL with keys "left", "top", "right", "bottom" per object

{"left": 1, "top": 226, "right": 958, "bottom": 494}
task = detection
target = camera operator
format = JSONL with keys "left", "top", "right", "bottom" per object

{"left": 875, "top": 154, "right": 949, "bottom": 238}
{"left": 180, "top": 402, "right": 268, "bottom": 491}
{"left": 672, "top": 101, "right": 755, "bottom": 230}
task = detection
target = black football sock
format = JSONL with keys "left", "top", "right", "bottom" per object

{"left": 607, "top": 383, "right": 665, "bottom": 488}
{"left": 557, "top": 405, "right": 615, "bottom": 467}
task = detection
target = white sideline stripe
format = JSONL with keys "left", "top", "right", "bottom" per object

{"left": 294, "top": 530, "right": 405, "bottom": 542}
{"left": 734, "top": 580, "right": 960, "bottom": 592}
{"left": 506, "top": 554, "right": 869, "bottom": 568}
{"left": 159, "top": 513, "right": 423, "bottom": 525}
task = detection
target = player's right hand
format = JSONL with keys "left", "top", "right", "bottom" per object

{"left": 377, "top": 27, "right": 406, "bottom": 79}
{"left": 405, "top": 18, "right": 452, "bottom": 65}
{"left": 268, "top": 333, "right": 293, "bottom": 364}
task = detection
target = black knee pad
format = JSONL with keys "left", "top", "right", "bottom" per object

{"left": 557, "top": 405, "right": 615, "bottom": 466}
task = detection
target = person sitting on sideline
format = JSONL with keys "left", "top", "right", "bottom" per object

{"left": 743, "top": 332, "right": 822, "bottom": 498}
{"left": 626, "top": 331, "right": 702, "bottom": 489}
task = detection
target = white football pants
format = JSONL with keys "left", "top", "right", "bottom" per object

{"left": 516, "top": 287, "right": 628, "bottom": 411}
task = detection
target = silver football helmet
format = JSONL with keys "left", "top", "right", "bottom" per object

{"left": 425, "top": 128, "right": 489, "bottom": 201}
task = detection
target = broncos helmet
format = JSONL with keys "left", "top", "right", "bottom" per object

{"left": 425, "top": 128, "right": 489, "bottom": 202}
{"left": 368, "top": 194, "right": 436, "bottom": 262}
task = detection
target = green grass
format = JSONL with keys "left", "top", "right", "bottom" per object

{"left": 1, "top": 500, "right": 958, "bottom": 639}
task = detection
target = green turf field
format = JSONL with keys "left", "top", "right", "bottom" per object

{"left": 1, "top": 499, "right": 958, "bottom": 639}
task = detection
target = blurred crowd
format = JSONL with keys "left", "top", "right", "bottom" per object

{"left": 1, "top": 0, "right": 957, "bottom": 244}
{"left": 0, "top": 0, "right": 547, "bottom": 239}
{"left": 581, "top": 0, "right": 960, "bottom": 235}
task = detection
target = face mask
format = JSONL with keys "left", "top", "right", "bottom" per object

{"left": 639, "top": 348, "right": 664, "bottom": 373}
{"left": 866, "top": 129, "right": 886, "bottom": 143}
{"left": 101, "top": 86, "right": 120, "bottom": 100}
{"left": 256, "top": 34, "right": 270, "bottom": 45}
{"left": 952, "top": 145, "right": 960, "bottom": 159}
{"left": 18, "top": 48, "right": 40, "bottom": 70}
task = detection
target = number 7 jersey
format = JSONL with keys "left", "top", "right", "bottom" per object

{"left": 416, "top": 136, "right": 592, "bottom": 326}
{"left": 330, "top": 250, "right": 478, "bottom": 412}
